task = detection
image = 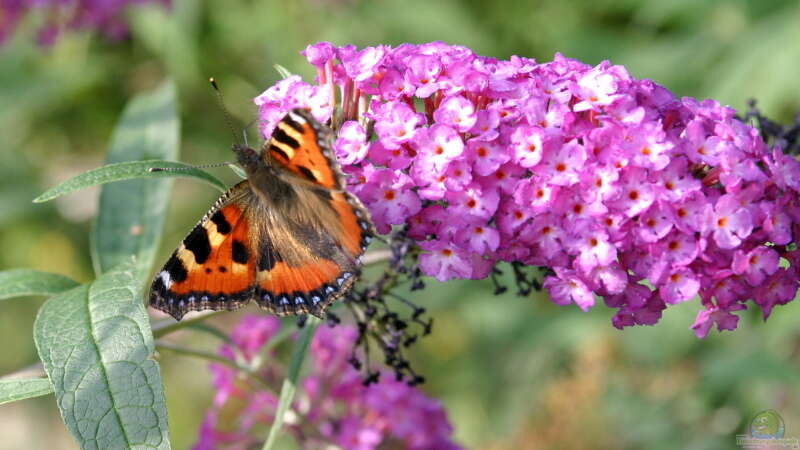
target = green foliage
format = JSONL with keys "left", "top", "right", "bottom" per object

{"left": 0, "top": 269, "right": 79, "bottom": 300}
{"left": 1, "top": 83, "right": 189, "bottom": 449}
{"left": 0, "top": 378, "right": 53, "bottom": 405}
{"left": 33, "top": 160, "right": 225, "bottom": 204}
{"left": 90, "top": 81, "right": 180, "bottom": 279}
{"left": 33, "top": 259, "right": 170, "bottom": 449}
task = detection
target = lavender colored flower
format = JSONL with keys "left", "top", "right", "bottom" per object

{"left": 0, "top": 0, "right": 170, "bottom": 45}
{"left": 196, "top": 315, "right": 460, "bottom": 450}
{"left": 254, "top": 42, "right": 800, "bottom": 337}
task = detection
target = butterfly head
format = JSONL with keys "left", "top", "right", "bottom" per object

{"left": 232, "top": 143, "right": 267, "bottom": 176}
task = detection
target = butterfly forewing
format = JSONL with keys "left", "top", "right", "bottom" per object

{"left": 265, "top": 109, "right": 345, "bottom": 190}
{"left": 149, "top": 181, "right": 256, "bottom": 320}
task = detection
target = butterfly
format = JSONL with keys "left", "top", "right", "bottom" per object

{"left": 149, "top": 108, "right": 374, "bottom": 320}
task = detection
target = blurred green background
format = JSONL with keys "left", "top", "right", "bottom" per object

{"left": 2, "top": 0, "right": 800, "bottom": 449}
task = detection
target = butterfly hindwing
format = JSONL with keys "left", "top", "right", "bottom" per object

{"left": 253, "top": 218, "right": 360, "bottom": 317}
{"left": 329, "top": 189, "right": 374, "bottom": 258}
{"left": 149, "top": 181, "right": 257, "bottom": 320}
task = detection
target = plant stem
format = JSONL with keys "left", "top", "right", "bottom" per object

{"left": 261, "top": 316, "right": 320, "bottom": 450}
{"left": 155, "top": 340, "right": 256, "bottom": 375}
{"left": 151, "top": 310, "right": 224, "bottom": 338}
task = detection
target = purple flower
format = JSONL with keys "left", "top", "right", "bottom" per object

{"left": 569, "top": 227, "right": 617, "bottom": 272}
{"left": 509, "top": 125, "right": 547, "bottom": 168}
{"left": 707, "top": 193, "right": 754, "bottom": 249}
{"left": 753, "top": 269, "right": 797, "bottom": 319}
{"left": 302, "top": 41, "right": 336, "bottom": 68}
{"left": 359, "top": 168, "right": 422, "bottom": 234}
{"left": 732, "top": 246, "right": 780, "bottom": 286}
{"left": 371, "top": 100, "right": 424, "bottom": 149}
{"left": 334, "top": 120, "right": 369, "bottom": 165}
{"left": 0, "top": 0, "right": 170, "bottom": 46}
{"left": 691, "top": 302, "right": 745, "bottom": 338}
{"left": 253, "top": 42, "right": 800, "bottom": 337}
{"left": 544, "top": 269, "right": 595, "bottom": 311}
{"left": 196, "top": 315, "right": 281, "bottom": 450}
{"left": 412, "top": 124, "right": 465, "bottom": 173}
{"left": 433, "top": 95, "right": 477, "bottom": 132}
{"left": 659, "top": 268, "right": 701, "bottom": 304}
{"left": 195, "top": 316, "right": 460, "bottom": 449}
{"left": 419, "top": 240, "right": 474, "bottom": 281}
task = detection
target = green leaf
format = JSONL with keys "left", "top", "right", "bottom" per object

{"left": 33, "top": 160, "right": 226, "bottom": 204}
{"left": 0, "top": 269, "right": 79, "bottom": 301}
{"left": 262, "top": 317, "right": 320, "bottom": 450}
{"left": 273, "top": 64, "right": 293, "bottom": 79}
{"left": 90, "top": 81, "right": 181, "bottom": 278}
{"left": 34, "top": 259, "right": 170, "bottom": 450}
{"left": 0, "top": 378, "right": 54, "bottom": 405}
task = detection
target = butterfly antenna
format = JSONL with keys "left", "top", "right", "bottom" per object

{"left": 149, "top": 162, "right": 237, "bottom": 173}
{"left": 241, "top": 118, "right": 259, "bottom": 148}
{"left": 209, "top": 77, "right": 244, "bottom": 147}
{"left": 150, "top": 78, "right": 248, "bottom": 174}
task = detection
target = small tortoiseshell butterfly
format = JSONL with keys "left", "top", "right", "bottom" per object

{"left": 149, "top": 109, "right": 374, "bottom": 320}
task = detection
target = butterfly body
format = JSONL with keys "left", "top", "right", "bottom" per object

{"left": 150, "top": 109, "right": 373, "bottom": 320}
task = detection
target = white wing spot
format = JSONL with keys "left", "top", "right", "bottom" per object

{"left": 158, "top": 271, "right": 172, "bottom": 289}
{"left": 288, "top": 112, "right": 306, "bottom": 124}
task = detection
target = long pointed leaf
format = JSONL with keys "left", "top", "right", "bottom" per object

{"left": 0, "top": 378, "right": 54, "bottom": 405}
{"left": 34, "top": 259, "right": 170, "bottom": 449}
{"left": 0, "top": 269, "right": 79, "bottom": 301}
{"left": 33, "top": 160, "right": 226, "bottom": 204}
{"left": 262, "top": 317, "right": 320, "bottom": 450}
{"left": 90, "top": 81, "right": 180, "bottom": 278}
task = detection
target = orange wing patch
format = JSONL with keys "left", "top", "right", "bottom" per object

{"left": 150, "top": 183, "right": 258, "bottom": 320}
{"left": 168, "top": 205, "right": 254, "bottom": 295}
{"left": 329, "top": 191, "right": 372, "bottom": 256}
{"left": 265, "top": 109, "right": 343, "bottom": 189}
{"left": 251, "top": 216, "right": 365, "bottom": 318}
{"left": 255, "top": 258, "right": 356, "bottom": 317}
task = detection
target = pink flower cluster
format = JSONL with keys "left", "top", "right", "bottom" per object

{"left": 195, "top": 315, "right": 459, "bottom": 450}
{"left": 0, "top": 0, "right": 170, "bottom": 45}
{"left": 254, "top": 42, "right": 800, "bottom": 337}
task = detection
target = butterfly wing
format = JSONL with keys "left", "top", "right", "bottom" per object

{"left": 253, "top": 189, "right": 372, "bottom": 317}
{"left": 252, "top": 109, "right": 374, "bottom": 317}
{"left": 263, "top": 109, "right": 346, "bottom": 190}
{"left": 149, "top": 181, "right": 258, "bottom": 320}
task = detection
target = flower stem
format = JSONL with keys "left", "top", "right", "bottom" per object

{"left": 155, "top": 340, "right": 256, "bottom": 374}
{"left": 261, "top": 316, "right": 320, "bottom": 450}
